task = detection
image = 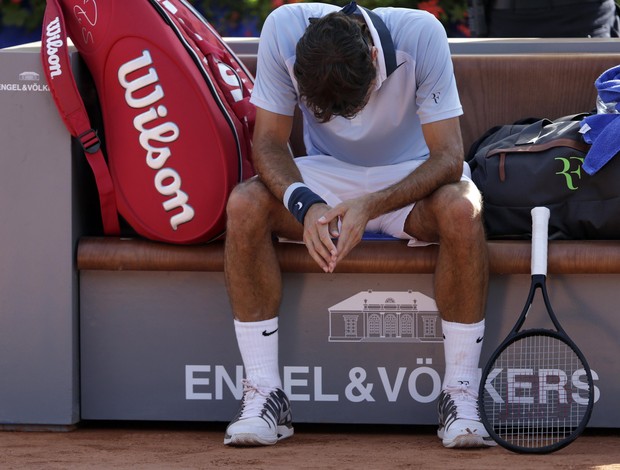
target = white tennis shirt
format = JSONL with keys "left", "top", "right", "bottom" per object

{"left": 250, "top": 3, "right": 463, "bottom": 167}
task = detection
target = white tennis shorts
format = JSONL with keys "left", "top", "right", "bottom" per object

{"left": 295, "top": 155, "right": 473, "bottom": 242}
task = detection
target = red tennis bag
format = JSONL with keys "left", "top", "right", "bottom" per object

{"left": 41, "top": 0, "right": 255, "bottom": 244}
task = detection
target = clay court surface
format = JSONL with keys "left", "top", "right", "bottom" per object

{"left": 0, "top": 422, "right": 619, "bottom": 469}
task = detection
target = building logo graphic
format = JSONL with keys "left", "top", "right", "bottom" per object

{"left": 328, "top": 290, "right": 442, "bottom": 343}
{"left": 19, "top": 71, "right": 40, "bottom": 81}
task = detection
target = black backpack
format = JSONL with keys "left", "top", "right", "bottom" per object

{"left": 468, "top": 114, "right": 620, "bottom": 239}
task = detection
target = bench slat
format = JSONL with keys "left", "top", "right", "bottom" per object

{"left": 77, "top": 237, "right": 620, "bottom": 274}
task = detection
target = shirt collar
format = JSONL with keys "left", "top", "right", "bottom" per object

{"left": 357, "top": 7, "right": 388, "bottom": 90}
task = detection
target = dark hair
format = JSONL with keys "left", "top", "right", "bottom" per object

{"left": 293, "top": 12, "right": 376, "bottom": 123}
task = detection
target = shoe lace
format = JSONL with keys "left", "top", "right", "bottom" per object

{"left": 238, "top": 379, "right": 276, "bottom": 419}
{"left": 444, "top": 383, "right": 479, "bottom": 421}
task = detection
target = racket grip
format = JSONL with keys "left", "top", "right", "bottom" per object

{"left": 531, "top": 207, "right": 550, "bottom": 276}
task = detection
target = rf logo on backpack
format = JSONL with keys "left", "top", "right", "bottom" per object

{"left": 555, "top": 155, "right": 585, "bottom": 191}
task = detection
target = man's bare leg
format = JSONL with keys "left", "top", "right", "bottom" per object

{"left": 224, "top": 178, "right": 302, "bottom": 322}
{"left": 223, "top": 178, "right": 301, "bottom": 446}
{"left": 406, "top": 181, "right": 494, "bottom": 448}
{"left": 406, "top": 180, "right": 488, "bottom": 324}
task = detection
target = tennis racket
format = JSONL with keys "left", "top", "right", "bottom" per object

{"left": 479, "top": 206, "right": 594, "bottom": 454}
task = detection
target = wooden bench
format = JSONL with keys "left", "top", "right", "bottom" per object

{"left": 78, "top": 237, "right": 620, "bottom": 274}
{"left": 77, "top": 46, "right": 620, "bottom": 275}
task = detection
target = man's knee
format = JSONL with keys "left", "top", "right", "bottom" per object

{"left": 436, "top": 182, "right": 484, "bottom": 237}
{"left": 226, "top": 178, "right": 272, "bottom": 226}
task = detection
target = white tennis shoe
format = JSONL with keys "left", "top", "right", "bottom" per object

{"left": 224, "top": 379, "right": 294, "bottom": 446}
{"left": 437, "top": 384, "right": 497, "bottom": 448}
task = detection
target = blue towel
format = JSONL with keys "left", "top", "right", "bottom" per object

{"left": 581, "top": 65, "right": 620, "bottom": 175}
{"left": 581, "top": 113, "right": 618, "bottom": 145}
{"left": 596, "top": 65, "right": 620, "bottom": 110}
{"left": 582, "top": 116, "right": 620, "bottom": 175}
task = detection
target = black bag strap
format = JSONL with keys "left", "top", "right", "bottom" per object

{"left": 486, "top": 139, "right": 591, "bottom": 159}
{"left": 340, "top": 1, "right": 397, "bottom": 77}
{"left": 514, "top": 119, "right": 553, "bottom": 145}
{"left": 514, "top": 113, "right": 591, "bottom": 146}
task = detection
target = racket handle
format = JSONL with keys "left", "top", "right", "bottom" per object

{"left": 531, "top": 207, "right": 550, "bottom": 276}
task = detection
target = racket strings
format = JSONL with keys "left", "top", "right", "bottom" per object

{"left": 482, "top": 333, "right": 591, "bottom": 450}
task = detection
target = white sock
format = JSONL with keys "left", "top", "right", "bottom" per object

{"left": 234, "top": 318, "right": 282, "bottom": 389}
{"left": 442, "top": 319, "right": 485, "bottom": 391}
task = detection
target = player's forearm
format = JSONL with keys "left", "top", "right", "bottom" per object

{"left": 252, "top": 138, "right": 304, "bottom": 202}
{"left": 364, "top": 154, "right": 463, "bottom": 219}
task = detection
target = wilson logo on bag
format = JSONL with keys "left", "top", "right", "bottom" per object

{"left": 41, "top": 0, "right": 255, "bottom": 244}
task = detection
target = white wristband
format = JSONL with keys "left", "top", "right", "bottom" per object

{"left": 282, "top": 182, "right": 308, "bottom": 208}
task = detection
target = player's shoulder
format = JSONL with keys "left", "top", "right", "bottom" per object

{"left": 263, "top": 2, "right": 340, "bottom": 29}
{"left": 261, "top": 3, "right": 340, "bottom": 52}
{"left": 374, "top": 6, "right": 442, "bottom": 26}
{"left": 375, "top": 7, "right": 448, "bottom": 46}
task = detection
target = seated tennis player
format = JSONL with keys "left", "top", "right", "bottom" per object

{"left": 222, "top": 1, "right": 495, "bottom": 449}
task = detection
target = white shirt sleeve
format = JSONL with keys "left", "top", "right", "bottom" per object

{"left": 249, "top": 7, "right": 299, "bottom": 117}
{"left": 408, "top": 12, "right": 462, "bottom": 124}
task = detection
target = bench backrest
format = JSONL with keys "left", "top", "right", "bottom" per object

{"left": 455, "top": 53, "right": 620, "bottom": 153}
{"left": 238, "top": 49, "right": 620, "bottom": 156}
